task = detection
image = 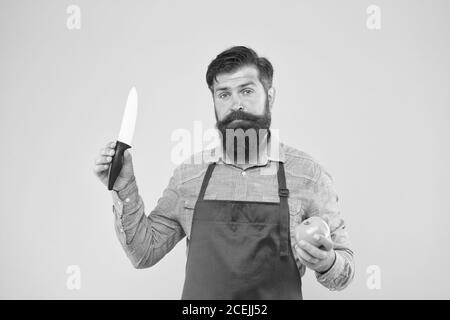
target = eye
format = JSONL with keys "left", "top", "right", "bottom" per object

{"left": 241, "top": 88, "right": 253, "bottom": 95}
{"left": 218, "top": 92, "right": 230, "bottom": 99}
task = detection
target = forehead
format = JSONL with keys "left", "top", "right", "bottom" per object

{"left": 213, "top": 65, "right": 261, "bottom": 92}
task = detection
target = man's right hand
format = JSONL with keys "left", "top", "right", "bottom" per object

{"left": 93, "top": 141, "right": 135, "bottom": 191}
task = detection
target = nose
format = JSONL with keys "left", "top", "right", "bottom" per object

{"left": 229, "top": 92, "right": 245, "bottom": 111}
{"left": 231, "top": 101, "right": 244, "bottom": 112}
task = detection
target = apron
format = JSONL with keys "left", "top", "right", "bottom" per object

{"left": 181, "top": 162, "right": 302, "bottom": 300}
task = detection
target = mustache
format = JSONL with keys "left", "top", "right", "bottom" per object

{"left": 219, "top": 110, "right": 265, "bottom": 125}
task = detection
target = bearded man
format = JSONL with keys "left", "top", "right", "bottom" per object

{"left": 94, "top": 46, "right": 355, "bottom": 300}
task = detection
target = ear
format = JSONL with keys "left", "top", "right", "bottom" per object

{"left": 267, "top": 87, "right": 276, "bottom": 110}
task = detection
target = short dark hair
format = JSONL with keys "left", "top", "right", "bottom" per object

{"left": 206, "top": 46, "right": 274, "bottom": 93}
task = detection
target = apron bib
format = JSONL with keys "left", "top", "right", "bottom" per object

{"left": 181, "top": 162, "right": 302, "bottom": 300}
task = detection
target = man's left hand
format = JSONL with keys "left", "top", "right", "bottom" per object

{"left": 294, "top": 234, "right": 336, "bottom": 274}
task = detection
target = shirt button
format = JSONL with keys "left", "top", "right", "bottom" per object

{"left": 241, "top": 171, "right": 246, "bottom": 176}
{"left": 125, "top": 197, "right": 130, "bottom": 203}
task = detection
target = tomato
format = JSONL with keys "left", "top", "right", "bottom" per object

{"left": 294, "top": 216, "right": 331, "bottom": 249}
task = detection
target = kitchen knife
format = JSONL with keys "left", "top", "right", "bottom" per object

{"left": 107, "top": 86, "right": 138, "bottom": 190}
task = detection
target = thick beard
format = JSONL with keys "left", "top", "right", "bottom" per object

{"left": 215, "top": 96, "right": 271, "bottom": 164}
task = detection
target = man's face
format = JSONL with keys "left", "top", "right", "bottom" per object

{"left": 212, "top": 65, "right": 275, "bottom": 133}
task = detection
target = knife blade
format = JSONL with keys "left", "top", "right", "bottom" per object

{"left": 107, "top": 86, "right": 138, "bottom": 190}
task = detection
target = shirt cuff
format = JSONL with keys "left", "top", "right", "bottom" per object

{"left": 111, "top": 176, "right": 139, "bottom": 214}
{"left": 315, "top": 250, "right": 346, "bottom": 291}
{"left": 111, "top": 175, "right": 137, "bottom": 200}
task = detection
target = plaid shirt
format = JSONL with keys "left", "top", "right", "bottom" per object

{"left": 111, "top": 141, "right": 355, "bottom": 292}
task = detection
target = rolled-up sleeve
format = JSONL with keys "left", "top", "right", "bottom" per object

{"left": 111, "top": 167, "right": 186, "bottom": 269}
{"left": 307, "top": 165, "right": 355, "bottom": 291}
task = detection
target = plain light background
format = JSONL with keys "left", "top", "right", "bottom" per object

{"left": 1, "top": 0, "right": 449, "bottom": 299}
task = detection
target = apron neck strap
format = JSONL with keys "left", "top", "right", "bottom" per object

{"left": 277, "top": 162, "right": 290, "bottom": 257}
{"left": 277, "top": 162, "right": 289, "bottom": 197}
{"left": 199, "top": 162, "right": 216, "bottom": 200}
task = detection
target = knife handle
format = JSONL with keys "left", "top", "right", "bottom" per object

{"left": 107, "top": 140, "right": 132, "bottom": 191}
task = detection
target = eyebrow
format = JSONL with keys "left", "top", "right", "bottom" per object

{"left": 214, "top": 81, "right": 257, "bottom": 93}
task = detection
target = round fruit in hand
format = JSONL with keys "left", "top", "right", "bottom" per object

{"left": 295, "top": 216, "right": 331, "bottom": 249}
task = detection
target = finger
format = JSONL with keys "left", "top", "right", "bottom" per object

{"left": 109, "top": 141, "right": 116, "bottom": 148}
{"left": 101, "top": 148, "right": 115, "bottom": 156}
{"left": 93, "top": 164, "right": 109, "bottom": 173}
{"left": 298, "top": 256, "right": 316, "bottom": 269}
{"left": 95, "top": 156, "right": 112, "bottom": 165}
{"left": 294, "top": 244, "right": 319, "bottom": 264}
{"left": 296, "top": 252, "right": 317, "bottom": 269}
{"left": 298, "top": 240, "right": 328, "bottom": 260}
{"left": 314, "top": 234, "right": 334, "bottom": 251}
{"left": 294, "top": 247, "right": 328, "bottom": 271}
